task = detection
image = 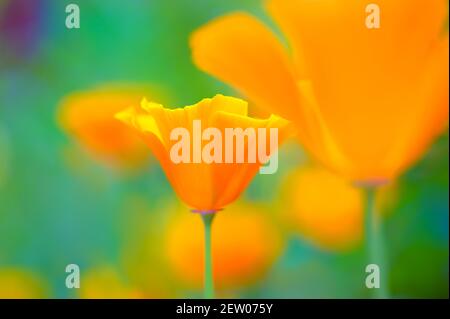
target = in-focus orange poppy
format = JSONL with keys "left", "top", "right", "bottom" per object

{"left": 116, "top": 94, "right": 292, "bottom": 298}
{"left": 116, "top": 94, "right": 293, "bottom": 211}
{"left": 58, "top": 85, "right": 152, "bottom": 170}
{"left": 190, "top": 0, "right": 449, "bottom": 184}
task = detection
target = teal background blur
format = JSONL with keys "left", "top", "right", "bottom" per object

{"left": 0, "top": 0, "right": 448, "bottom": 298}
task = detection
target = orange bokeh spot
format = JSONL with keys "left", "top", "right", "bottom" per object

{"left": 164, "top": 202, "right": 282, "bottom": 290}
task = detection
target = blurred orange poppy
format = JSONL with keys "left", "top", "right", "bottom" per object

{"left": 279, "top": 165, "right": 396, "bottom": 251}
{"left": 58, "top": 85, "right": 152, "bottom": 170}
{"left": 191, "top": 0, "right": 449, "bottom": 183}
{"left": 116, "top": 94, "right": 293, "bottom": 211}
{"left": 280, "top": 166, "right": 363, "bottom": 250}
{"left": 164, "top": 202, "right": 282, "bottom": 290}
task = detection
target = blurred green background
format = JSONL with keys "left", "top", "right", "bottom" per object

{"left": 0, "top": 0, "right": 448, "bottom": 298}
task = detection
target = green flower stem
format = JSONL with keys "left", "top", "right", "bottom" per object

{"left": 364, "top": 187, "right": 389, "bottom": 298}
{"left": 201, "top": 213, "right": 215, "bottom": 299}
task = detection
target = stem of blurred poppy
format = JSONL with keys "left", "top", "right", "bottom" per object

{"left": 364, "top": 187, "right": 389, "bottom": 299}
{"left": 201, "top": 213, "right": 215, "bottom": 299}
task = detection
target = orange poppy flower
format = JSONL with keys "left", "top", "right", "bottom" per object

{"left": 279, "top": 165, "right": 396, "bottom": 251}
{"left": 190, "top": 0, "right": 449, "bottom": 183}
{"left": 280, "top": 166, "right": 363, "bottom": 250}
{"left": 58, "top": 85, "right": 152, "bottom": 170}
{"left": 116, "top": 94, "right": 293, "bottom": 211}
{"left": 164, "top": 202, "right": 282, "bottom": 290}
